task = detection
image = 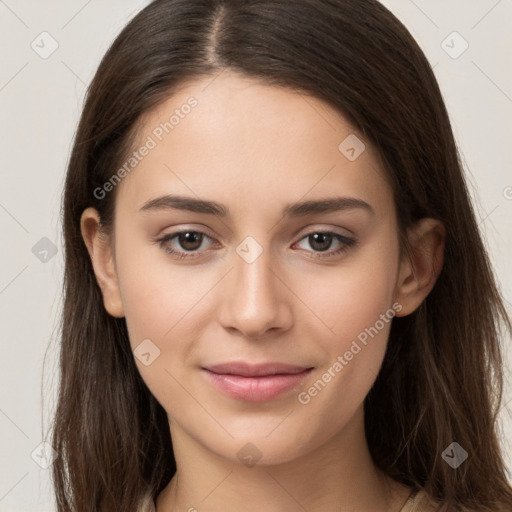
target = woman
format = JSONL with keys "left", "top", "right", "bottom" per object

{"left": 51, "top": 0, "right": 512, "bottom": 510}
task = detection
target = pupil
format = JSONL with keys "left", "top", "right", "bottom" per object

{"left": 180, "top": 232, "right": 202, "bottom": 251}
{"left": 310, "top": 233, "right": 332, "bottom": 251}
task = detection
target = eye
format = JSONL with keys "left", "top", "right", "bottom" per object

{"left": 155, "top": 230, "right": 216, "bottom": 259}
{"left": 155, "top": 229, "right": 357, "bottom": 261}
{"left": 293, "top": 231, "right": 356, "bottom": 259}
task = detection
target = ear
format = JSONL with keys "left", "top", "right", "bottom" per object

{"left": 394, "top": 218, "right": 445, "bottom": 317}
{"left": 80, "top": 207, "right": 125, "bottom": 318}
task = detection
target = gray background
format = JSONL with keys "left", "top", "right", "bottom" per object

{"left": 0, "top": 1, "right": 510, "bottom": 510}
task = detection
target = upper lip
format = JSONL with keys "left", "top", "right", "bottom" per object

{"left": 203, "top": 362, "right": 313, "bottom": 377}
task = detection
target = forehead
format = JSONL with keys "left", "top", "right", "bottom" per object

{"left": 115, "top": 71, "right": 393, "bottom": 218}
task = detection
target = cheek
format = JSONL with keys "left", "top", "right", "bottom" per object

{"left": 304, "top": 234, "right": 399, "bottom": 352}
{"left": 115, "top": 234, "right": 202, "bottom": 346}
{"left": 116, "top": 261, "right": 199, "bottom": 410}
{"left": 294, "top": 234, "right": 399, "bottom": 411}
{"left": 114, "top": 241, "right": 224, "bottom": 402}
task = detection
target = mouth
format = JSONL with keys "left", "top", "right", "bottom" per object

{"left": 201, "top": 362, "right": 314, "bottom": 402}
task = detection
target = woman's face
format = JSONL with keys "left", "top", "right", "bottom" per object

{"left": 102, "top": 71, "right": 405, "bottom": 464}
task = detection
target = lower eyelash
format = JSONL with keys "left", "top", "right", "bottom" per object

{"left": 162, "top": 245, "right": 199, "bottom": 259}
{"left": 155, "top": 231, "right": 356, "bottom": 259}
{"left": 156, "top": 232, "right": 211, "bottom": 259}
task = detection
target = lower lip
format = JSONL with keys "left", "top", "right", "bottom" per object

{"left": 202, "top": 368, "right": 313, "bottom": 402}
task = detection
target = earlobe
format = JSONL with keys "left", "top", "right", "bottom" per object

{"left": 394, "top": 218, "right": 445, "bottom": 317}
{"left": 80, "top": 207, "right": 125, "bottom": 318}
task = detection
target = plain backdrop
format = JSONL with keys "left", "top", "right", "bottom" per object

{"left": 0, "top": 1, "right": 510, "bottom": 510}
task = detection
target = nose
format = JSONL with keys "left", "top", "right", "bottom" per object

{"left": 217, "top": 243, "right": 293, "bottom": 339}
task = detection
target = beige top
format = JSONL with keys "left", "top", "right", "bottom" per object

{"left": 399, "top": 489, "right": 440, "bottom": 512}
{"left": 141, "top": 488, "right": 439, "bottom": 511}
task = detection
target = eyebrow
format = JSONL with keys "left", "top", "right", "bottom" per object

{"left": 139, "top": 194, "right": 375, "bottom": 217}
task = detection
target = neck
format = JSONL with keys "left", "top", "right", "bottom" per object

{"left": 156, "top": 406, "right": 411, "bottom": 512}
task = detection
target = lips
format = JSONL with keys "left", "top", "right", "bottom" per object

{"left": 204, "top": 362, "right": 312, "bottom": 377}
{"left": 201, "top": 362, "right": 314, "bottom": 401}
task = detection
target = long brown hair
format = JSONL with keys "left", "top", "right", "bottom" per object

{"left": 50, "top": 0, "right": 512, "bottom": 510}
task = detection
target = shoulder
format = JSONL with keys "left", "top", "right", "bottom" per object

{"left": 400, "top": 489, "right": 442, "bottom": 512}
{"left": 138, "top": 493, "right": 156, "bottom": 512}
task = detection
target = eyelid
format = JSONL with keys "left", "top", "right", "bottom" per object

{"left": 292, "top": 223, "right": 355, "bottom": 239}
{"left": 155, "top": 229, "right": 218, "bottom": 251}
{"left": 156, "top": 224, "right": 353, "bottom": 245}
{"left": 155, "top": 224, "right": 217, "bottom": 241}
{"left": 292, "top": 231, "right": 356, "bottom": 257}
{"left": 155, "top": 225, "right": 357, "bottom": 261}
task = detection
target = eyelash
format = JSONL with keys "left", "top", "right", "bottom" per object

{"left": 155, "top": 229, "right": 357, "bottom": 260}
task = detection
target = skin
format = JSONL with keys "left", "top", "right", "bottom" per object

{"left": 81, "top": 70, "right": 445, "bottom": 511}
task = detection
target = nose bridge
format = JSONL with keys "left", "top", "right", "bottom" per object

{"left": 233, "top": 238, "right": 279, "bottom": 312}
{"left": 217, "top": 236, "right": 292, "bottom": 337}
